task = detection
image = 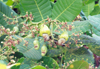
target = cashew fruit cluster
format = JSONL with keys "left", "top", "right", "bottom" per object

{"left": 40, "top": 24, "right": 50, "bottom": 36}
{"left": 33, "top": 37, "right": 47, "bottom": 56}
{"left": 33, "top": 24, "right": 69, "bottom": 56}
{"left": 40, "top": 24, "right": 50, "bottom": 41}
{"left": 59, "top": 32, "right": 69, "bottom": 41}
{"left": 58, "top": 32, "right": 69, "bottom": 45}
{"left": 37, "top": 24, "right": 50, "bottom": 56}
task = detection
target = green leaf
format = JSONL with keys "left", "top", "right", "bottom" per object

{"left": 90, "top": 4, "right": 100, "bottom": 16}
{"left": 67, "top": 60, "right": 89, "bottom": 69}
{"left": 88, "top": 14, "right": 100, "bottom": 30}
{"left": 92, "top": 34, "right": 100, "bottom": 45}
{"left": 20, "top": 64, "right": 30, "bottom": 69}
{"left": 82, "top": 2, "right": 95, "bottom": 17}
{"left": 17, "top": 57, "right": 25, "bottom": 63}
{"left": 75, "top": 35, "right": 100, "bottom": 56}
{"left": 6, "top": 0, "right": 14, "bottom": 6}
{"left": 50, "top": 1, "right": 55, "bottom": 8}
{"left": 88, "top": 14, "right": 100, "bottom": 36}
{"left": 20, "top": 0, "right": 51, "bottom": 22}
{"left": 92, "top": 27, "right": 100, "bottom": 36}
{"left": 41, "top": 56, "right": 59, "bottom": 69}
{"left": 66, "top": 37, "right": 78, "bottom": 48}
{"left": 85, "top": 31, "right": 92, "bottom": 36}
{"left": 0, "top": 60, "right": 7, "bottom": 65}
{"left": 31, "top": 65, "right": 46, "bottom": 69}
{"left": 11, "top": 63, "right": 21, "bottom": 69}
{"left": 0, "top": 0, "right": 7, "bottom": 4}
{"left": 68, "top": 21, "right": 92, "bottom": 36}
{"left": 14, "top": 35, "right": 44, "bottom": 60}
{"left": 98, "top": 66, "right": 100, "bottom": 69}
{"left": 82, "top": 0, "right": 95, "bottom": 5}
{"left": 52, "top": 0, "right": 82, "bottom": 22}
{"left": 19, "top": 58, "right": 38, "bottom": 69}
{"left": 99, "top": 0, "right": 100, "bottom": 7}
{"left": 0, "top": 1, "right": 22, "bottom": 29}
{"left": 53, "top": 20, "right": 92, "bottom": 36}
{"left": 47, "top": 49, "right": 63, "bottom": 57}
{"left": 0, "top": 1, "right": 16, "bottom": 29}
{"left": 65, "top": 47, "right": 94, "bottom": 65}
{"left": 50, "top": 0, "right": 54, "bottom": 2}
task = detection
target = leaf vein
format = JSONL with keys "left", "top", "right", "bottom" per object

{"left": 55, "top": 0, "right": 76, "bottom": 20}
{"left": 34, "top": 0, "right": 44, "bottom": 20}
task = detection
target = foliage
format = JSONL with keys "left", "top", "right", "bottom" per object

{"left": 0, "top": 0, "right": 100, "bottom": 69}
{"left": 67, "top": 60, "right": 89, "bottom": 69}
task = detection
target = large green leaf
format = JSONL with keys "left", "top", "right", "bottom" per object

{"left": 47, "top": 49, "right": 63, "bottom": 57}
{"left": 0, "top": 1, "right": 16, "bottom": 29}
{"left": 53, "top": 20, "right": 92, "bottom": 36}
{"left": 0, "top": 1, "right": 22, "bottom": 30}
{"left": 20, "top": 0, "right": 51, "bottom": 22}
{"left": 67, "top": 60, "right": 89, "bottom": 69}
{"left": 88, "top": 14, "right": 100, "bottom": 30}
{"left": 19, "top": 58, "right": 38, "bottom": 69}
{"left": 31, "top": 65, "right": 46, "bottom": 69}
{"left": 40, "top": 56, "right": 59, "bottom": 69}
{"left": 13, "top": 35, "right": 44, "bottom": 60}
{"left": 82, "top": 2, "right": 94, "bottom": 17}
{"left": 92, "top": 27, "right": 100, "bottom": 36}
{"left": 65, "top": 47, "right": 94, "bottom": 65}
{"left": 88, "top": 14, "right": 100, "bottom": 36}
{"left": 68, "top": 21, "right": 92, "bottom": 36}
{"left": 92, "top": 34, "right": 100, "bottom": 45}
{"left": 52, "top": 0, "right": 82, "bottom": 22}
{"left": 75, "top": 35, "right": 100, "bottom": 56}
{"left": 90, "top": 4, "right": 100, "bottom": 16}
{"left": 20, "top": 64, "right": 30, "bottom": 69}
